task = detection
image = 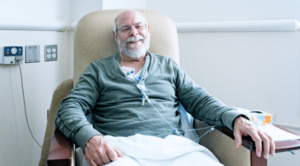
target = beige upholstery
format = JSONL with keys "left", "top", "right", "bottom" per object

{"left": 39, "top": 9, "right": 251, "bottom": 166}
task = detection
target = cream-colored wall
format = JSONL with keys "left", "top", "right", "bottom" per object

{"left": 0, "top": 0, "right": 70, "bottom": 165}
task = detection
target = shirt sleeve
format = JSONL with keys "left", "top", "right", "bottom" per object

{"left": 173, "top": 61, "right": 247, "bottom": 130}
{"left": 55, "top": 63, "right": 102, "bottom": 150}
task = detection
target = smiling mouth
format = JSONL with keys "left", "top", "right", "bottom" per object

{"left": 127, "top": 39, "right": 143, "bottom": 43}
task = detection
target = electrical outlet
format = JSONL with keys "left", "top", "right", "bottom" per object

{"left": 44, "top": 45, "right": 57, "bottom": 61}
{"left": 25, "top": 45, "right": 40, "bottom": 63}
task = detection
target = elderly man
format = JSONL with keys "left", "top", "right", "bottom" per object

{"left": 55, "top": 10, "right": 275, "bottom": 166}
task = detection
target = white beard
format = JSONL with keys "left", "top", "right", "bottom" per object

{"left": 117, "top": 33, "right": 150, "bottom": 59}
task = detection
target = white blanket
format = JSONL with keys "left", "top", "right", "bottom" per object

{"left": 79, "top": 134, "right": 223, "bottom": 166}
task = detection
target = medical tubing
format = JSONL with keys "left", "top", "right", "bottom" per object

{"left": 148, "top": 99, "right": 177, "bottom": 131}
{"left": 182, "top": 125, "right": 216, "bottom": 131}
{"left": 136, "top": 76, "right": 215, "bottom": 139}
{"left": 18, "top": 62, "right": 42, "bottom": 148}
{"left": 147, "top": 97, "right": 215, "bottom": 139}
{"left": 195, "top": 128, "right": 215, "bottom": 143}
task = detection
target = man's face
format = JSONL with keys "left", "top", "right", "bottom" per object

{"left": 114, "top": 11, "right": 150, "bottom": 58}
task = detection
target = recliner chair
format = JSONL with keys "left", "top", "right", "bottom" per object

{"left": 39, "top": 9, "right": 268, "bottom": 166}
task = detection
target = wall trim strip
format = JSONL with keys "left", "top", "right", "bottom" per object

{"left": 0, "top": 18, "right": 67, "bottom": 31}
{"left": 1, "top": 19, "right": 299, "bottom": 32}
{"left": 176, "top": 19, "right": 300, "bottom": 32}
{"left": 70, "top": 19, "right": 300, "bottom": 32}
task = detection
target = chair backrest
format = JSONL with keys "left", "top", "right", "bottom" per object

{"left": 73, "top": 9, "right": 180, "bottom": 86}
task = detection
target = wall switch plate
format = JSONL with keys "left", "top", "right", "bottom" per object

{"left": 25, "top": 45, "right": 40, "bottom": 63}
{"left": 44, "top": 45, "right": 57, "bottom": 61}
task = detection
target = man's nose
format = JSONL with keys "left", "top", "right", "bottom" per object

{"left": 130, "top": 26, "right": 138, "bottom": 36}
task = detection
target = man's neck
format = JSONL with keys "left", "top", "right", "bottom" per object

{"left": 120, "top": 52, "right": 147, "bottom": 74}
{"left": 120, "top": 53, "right": 146, "bottom": 62}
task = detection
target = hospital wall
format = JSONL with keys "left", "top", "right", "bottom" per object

{"left": 146, "top": 0, "right": 300, "bottom": 165}
{"left": 0, "top": 0, "right": 71, "bottom": 165}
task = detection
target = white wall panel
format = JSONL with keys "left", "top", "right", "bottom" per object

{"left": 103, "top": 0, "right": 145, "bottom": 10}
{"left": 146, "top": 0, "right": 300, "bottom": 22}
{"left": 70, "top": 0, "right": 102, "bottom": 23}
{"left": 0, "top": 0, "right": 69, "bottom": 22}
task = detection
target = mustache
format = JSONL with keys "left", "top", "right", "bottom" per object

{"left": 125, "top": 36, "right": 144, "bottom": 43}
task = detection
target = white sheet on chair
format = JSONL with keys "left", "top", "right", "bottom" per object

{"left": 80, "top": 134, "right": 223, "bottom": 166}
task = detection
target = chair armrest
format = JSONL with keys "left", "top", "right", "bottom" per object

{"left": 194, "top": 120, "right": 260, "bottom": 166}
{"left": 195, "top": 120, "right": 300, "bottom": 166}
{"left": 47, "top": 127, "right": 74, "bottom": 166}
{"left": 214, "top": 125, "right": 300, "bottom": 153}
{"left": 212, "top": 125, "right": 267, "bottom": 166}
{"left": 214, "top": 125, "right": 255, "bottom": 150}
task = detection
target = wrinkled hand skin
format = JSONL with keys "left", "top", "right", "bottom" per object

{"left": 84, "top": 135, "right": 124, "bottom": 166}
{"left": 233, "top": 116, "right": 276, "bottom": 159}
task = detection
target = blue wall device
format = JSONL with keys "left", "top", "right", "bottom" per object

{"left": 0, "top": 46, "right": 23, "bottom": 64}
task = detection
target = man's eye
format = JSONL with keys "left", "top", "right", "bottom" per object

{"left": 121, "top": 28, "right": 130, "bottom": 31}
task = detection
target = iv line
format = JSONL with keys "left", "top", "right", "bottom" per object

{"left": 149, "top": 97, "right": 215, "bottom": 142}
{"left": 140, "top": 86, "right": 215, "bottom": 142}
{"left": 135, "top": 75, "right": 216, "bottom": 143}
{"left": 183, "top": 126, "right": 215, "bottom": 131}
{"left": 148, "top": 97, "right": 215, "bottom": 140}
{"left": 148, "top": 99, "right": 182, "bottom": 135}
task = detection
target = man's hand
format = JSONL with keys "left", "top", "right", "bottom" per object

{"left": 233, "top": 116, "right": 275, "bottom": 159}
{"left": 84, "top": 135, "right": 124, "bottom": 166}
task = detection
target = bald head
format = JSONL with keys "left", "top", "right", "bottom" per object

{"left": 113, "top": 10, "right": 148, "bottom": 35}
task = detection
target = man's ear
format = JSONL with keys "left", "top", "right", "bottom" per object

{"left": 147, "top": 24, "right": 150, "bottom": 32}
{"left": 113, "top": 31, "right": 118, "bottom": 43}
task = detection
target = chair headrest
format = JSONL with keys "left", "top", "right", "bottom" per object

{"left": 74, "top": 9, "right": 179, "bottom": 85}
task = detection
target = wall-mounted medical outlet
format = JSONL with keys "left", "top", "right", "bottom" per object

{"left": 25, "top": 45, "right": 40, "bottom": 63}
{"left": 44, "top": 45, "right": 57, "bottom": 62}
{"left": 0, "top": 46, "right": 23, "bottom": 64}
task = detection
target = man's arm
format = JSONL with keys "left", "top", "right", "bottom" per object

{"left": 55, "top": 63, "right": 101, "bottom": 149}
{"left": 173, "top": 61, "right": 241, "bottom": 130}
{"left": 172, "top": 61, "right": 275, "bottom": 159}
{"left": 55, "top": 63, "right": 123, "bottom": 165}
